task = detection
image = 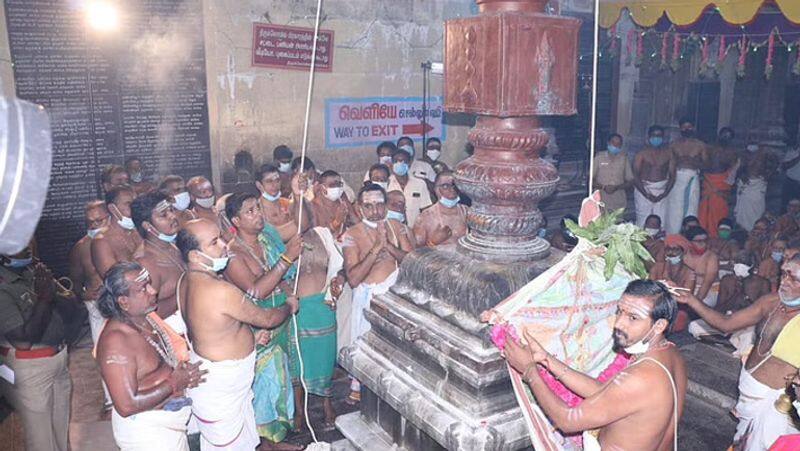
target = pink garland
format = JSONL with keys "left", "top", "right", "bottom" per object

{"left": 671, "top": 33, "right": 681, "bottom": 71}
{"left": 661, "top": 32, "right": 669, "bottom": 68}
{"left": 794, "top": 40, "right": 800, "bottom": 76}
{"left": 737, "top": 36, "right": 748, "bottom": 78}
{"left": 700, "top": 38, "right": 709, "bottom": 74}
{"left": 765, "top": 30, "right": 775, "bottom": 79}
{"left": 636, "top": 32, "right": 644, "bottom": 66}
{"left": 718, "top": 35, "right": 727, "bottom": 63}
{"left": 626, "top": 29, "right": 635, "bottom": 65}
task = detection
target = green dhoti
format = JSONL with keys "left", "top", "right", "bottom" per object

{"left": 296, "top": 292, "right": 337, "bottom": 397}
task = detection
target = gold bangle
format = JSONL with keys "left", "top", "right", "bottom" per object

{"left": 279, "top": 253, "right": 293, "bottom": 265}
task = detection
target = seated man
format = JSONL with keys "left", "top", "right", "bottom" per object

{"left": 643, "top": 214, "right": 665, "bottom": 269}
{"left": 186, "top": 176, "right": 218, "bottom": 222}
{"left": 503, "top": 280, "right": 686, "bottom": 451}
{"left": 649, "top": 234, "right": 696, "bottom": 292}
{"left": 683, "top": 226, "right": 720, "bottom": 307}
{"left": 679, "top": 215, "right": 701, "bottom": 236}
{"left": 413, "top": 171, "right": 468, "bottom": 247}
{"left": 362, "top": 142, "right": 395, "bottom": 182}
{"left": 125, "top": 157, "right": 155, "bottom": 196}
{"left": 0, "top": 251, "right": 71, "bottom": 451}
{"left": 386, "top": 190, "right": 416, "bottom": 247}
{"left": 675, "top": 254, "right": 800, "bottom": 450}
{"left": 776, "top": 198, "right": 800, "bottom": 237}
{"left": 745, "top": 218, "right": 773, "bottom": 261}
{"left": 158, "top": 175, "right": 193, "bottom": 225}
{"left": 95, "top": 262, "right": 204, "bottom": 451}
{"left": 176, "top": 219, "right": 299, "bottom": 450}
{"left": 757, "top": 238, "right": 787, "bottom": 292}
{"left": 102, "top": 164, "right": 131, "bottom": 194}
{"left": 709, "top": 218, "right": 739, "bottom": 277}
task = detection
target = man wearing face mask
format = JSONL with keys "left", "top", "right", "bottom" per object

{"left": 413, "top": 171, "right": 468, "bottom": 247}
{"left": 102, "top": 164, "right": 131, "bottom": 194}
{"left": 69, "top": 200, "right": 112, "bottom": 408}
{"left": 132, "top": 192, "right": 187, "bottom": 336}
{"left": 776, "top": 198, "right": 800, "bottom": 237}
{"left": 592, "top": 133, "right": 633, "bottom": 214}
{"left": 273, "top": 145, "right": 294, "bottom": 198}
{"left": 125, "top": 157, "right": 155, "bottom": 196}
{"left": 158, "top": 175, "right": 194, "bottom": 226}
{"left": 176, "top": 219, "right": 299, "bottom": 451}
{"left": 649, "top": 234, "right": 696, "bottom": 293}
{"left": 387, "top": 149, "right": 432, "bottom": 227}
{"left": 342, "top": 185, "right": 414, "bottom": 403}
{"left": 503, "top": 280, "right": 686, "bottom": 451}
{"left": 735, "top": 142, "right": 778, "bottom": 231}
{"left": 675, "top": 254, "right": 800, "bottom": 450}
{"left": 633, "top": 125, "right": 676, "bottom": 227}
{"left": 0, "top": 249, "right": 71, "bottom": 451}
{"left": 643, "top": 215, "right": 665, "bottom": 268}
{"left": 92, "top": 185, "right": 143, "bottom": 277}
{"left": 709, "top": 218, "right": 740, "bottom": 277}
{"left": 757, "top": 238, "right": 787, "bottom": 292}
{"left": 311, "top": 170, "right": 357, "bottom": 238}
{"left": 698, "top": 127, "right": 739, "bottom": 236}
{"left": 421, "top": 137, "right": 450, "bottom": 175}
{"left": 665, "top": 118, "right": 707, "bottom": 234}
{"left": 186, "top": 176, "right": 218, "bottom": 223}
{"left": 366, "top": 163, "right": 391, "bottom": 192}
{"left": 255, "top": 164, "right": 312, "bottom": 243}
{"left": 397, "top": 136, "right": 436, "bottom": 184}
{"left": 363, "top": 141, "right": 396, "bottom": 182}
{"left": 682, "top": 226, "right": 720, "bottom": 308}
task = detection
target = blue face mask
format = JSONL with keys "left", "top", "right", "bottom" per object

{"left": 772, "top": 252, "right": 784, "bottom": 263}
{"left": 607, "top": 145, "right": 622, "bottom": 155}
{"left": 537, "top": 228, "right": 547, "bottom": 239}
{"left": 393, "top": 162, "right": 409, "bottom": 177}
{"left": 440, "top": 196, "right": 460, "bottom": 208}
{"left": 386, "top": 210, "right": 405, "bottom": 223}
{"left": 262, "top": 191, "right": 281, "bottom": 202}
{"left": 4, "top": 258, "right": 32, "bottom": 269}
{"left": 157, "top": 232, "right": 177, "bottom": 243}
{"left": 780, "top": 291, "right": 800, "bottom": 308}
{"left": 649, "top": 136, "right": 663, "bottom": 147}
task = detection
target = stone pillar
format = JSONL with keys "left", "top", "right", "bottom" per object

{"left": 444, "top": 0, "right": 581, "bottom": 261}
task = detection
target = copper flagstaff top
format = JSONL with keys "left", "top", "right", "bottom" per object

{"left": 477, "top": 0, "right": 548, "bottom": 13}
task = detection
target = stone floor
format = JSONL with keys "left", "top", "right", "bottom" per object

{"left": 0, "top": 331, "right": 746, "bottom": 451}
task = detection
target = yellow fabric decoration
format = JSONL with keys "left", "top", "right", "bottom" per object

{"left": 599, "top": 0, "right": 800, "bottom": 29}
{"left": 772, "top": 313, "right": 800, "bottom": 368}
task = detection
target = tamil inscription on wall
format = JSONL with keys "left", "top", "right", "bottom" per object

{"left": 5, "top": 0, "right": 212, "bottom": 274}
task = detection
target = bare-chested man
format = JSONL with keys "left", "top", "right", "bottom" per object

{"left": 343, "top": 184, "right": 414, "bottom": 403}
{"left": 101, "top": 164, "right": 130, "bottom": 194}
{"left": 176, "top": 219, "right": 298, "bottom": 450}
{"left": 92, "top": 185, "right": 143, "bottom": 277}
{"left": 223, "top": 192, "right": 305, "bottom": 446}
{"left": 682, "top": 226, "right": 720, "bottom": 308}
{"left": 125, "top": 157, "right": 155, "bottom": 196}
{"left": 95, "top": 262, "right": 204, "bottom": 451}
{"left": 311, "top": 170, "right": 356, "bottom": 238}
{"left": 699, "top": 127, "right": 739, "bottom": 235}
{"left": 255, "top": 163, "right": 311, "bottom": 243}
{"left": 131, "top": 192, "right": 186, "bottom": 335}
{"left": 272, "top": 145, "right": 294, "bottom": 198}
{"left": 504, "top": 280, "right": 686, "bottom": 451}
{"left": 186, "top": 176, "right": 218, "bottom": 222}
{"left": 413, "top": 171, "right": 468, "bottom": 247}
{"left": 676, "top": 254, "right": 800, "bottom": 449}
{"left": 776, "top": 198, "right": 800, "bottom": 238}
{"left": 735, "top": 142, "right": 778, "bottom": 231}
{"left": 158, "top": 175, "right": 194, "bottom": 226}
{"left": 757, "top": 238, "right": 787, "bottom": 291}
{"left": 665, "top": 118, "right": 707, "bottom": 234}
{"left": 709, "top": 218, "right": 739, "bottom": 277}
{"left": 633, "top": 125, "right": 676, "bottom": 227}
{"left": 649, "top": 234, "right": 696, "bottom": 292}
{"left": 643, "top": 215, "right": 666, "bottom": 269}
{"left": 745, "top": 218, "right": 773, "bottom": 261}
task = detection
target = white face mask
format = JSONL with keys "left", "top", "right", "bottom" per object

{"left": 427, "top": 149, "right": 441, "bottom": 161}
{"left": 262, "top": 191, "right": 281, "bottom": 202}
{"left": 623, "top": 324, "right": 657, "bottom": 355}
{"left": 198, "top": 250, "right": 229, "bottom": 272}
{"left": 379, "top": 155, "right": 392, "bottom": 166}
{"left": 111, "top": 204, "right": 135, "bottom": 230}
{"left": 278, "top": 162, "right": 292, "bottom": 173}
{"left": 172, "top": 191, "right": 191, "bottom": 211}
{"left": 324, "top": 187, "right": 343, "bottom": 202}
{"left": 130, "top": 172, "right": 143, "bottom": 183}
{"left": 87, "top": 228, "right": 103, "bottom": 239}
{"left": 644, "top": 227, "right": 660, "bottom": 238}
{"left": 195, "top": 195, "right": 215, "bottom": 209}
{"left": 373, "top": 181, "right": 389, "bottom": 191}
{"left": 362, "top": 218, "right": 378, "bottom": 229}
{"left": 665, "top": 255, "right": 682, "bottom": 265}
{"left": 733, "top": 263, "right": 751, "bottom": 278}
{"left": 794, "top": 399, "right": 800, "bottom": 414}
{"left": 746, "top": 144, "right": 759, "bottom": 152}
{"left": 386, "top": 210, "right": 405, "bottom": 223}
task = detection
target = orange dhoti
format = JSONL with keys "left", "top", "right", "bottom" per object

{"left": 699, "top": 172, "right": 733, "bottom": 238}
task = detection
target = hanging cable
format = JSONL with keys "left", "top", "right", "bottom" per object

{"left": 588, "top": 0, "right": 600, "bottom": 196}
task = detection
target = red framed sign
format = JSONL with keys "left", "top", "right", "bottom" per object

{"left": 252, "top": 23, "right": 334, "bottom": 72}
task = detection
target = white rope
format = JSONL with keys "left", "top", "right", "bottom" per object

{"left": 588, "top": 0, "right": 600, "bottom": 196}
{"left": 290, "top": 0, "right": 324, "bottom": 445}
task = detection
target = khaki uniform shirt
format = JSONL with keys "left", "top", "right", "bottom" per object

{"left": 0, "top": 266, "right": 64, "bottom": 347}
{"left": 388, "top": 175, "right": 432, "bottom": 228}
{"left": 592, "top": 150, "right": 633, "bottom": 212}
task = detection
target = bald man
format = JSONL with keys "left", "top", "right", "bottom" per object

{"left": 186, "top": 176, "right": 218, "bottom": 223}
{"left": 92, "top": 185, "right": 143, "bottom": 277}
{"left": 176, "top": 219, "right": 298, "bottom": 451}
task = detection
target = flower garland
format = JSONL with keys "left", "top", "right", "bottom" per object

{"left": 737, "top": 36, "right": 748, "bottom": 78}
{"left": 765, "top": 30, "right": 775, "bottom": 79}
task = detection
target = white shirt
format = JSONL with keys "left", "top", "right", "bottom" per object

{"left": 363, "top": 159, "right": 436, "bottom": 183}
{"left": 783, "top": 149, "right": 800, "bottom": 182}
{"left": 387, "top": 175, "right": 432, "bottom": 227}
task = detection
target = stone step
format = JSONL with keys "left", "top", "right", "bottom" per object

{"left": 679, "top": 392, "right": 738, "bottom": 450}
{"left": 335, "top": 411, "right": 403, "bottom": 451}
{"left": 674, "top": 333, "right": 741, "bottom": 411}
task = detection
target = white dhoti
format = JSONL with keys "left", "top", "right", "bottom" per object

{"left": 112, "top": 406, "right": 192, "bottom": 451}
{"left": 189, "top": 350, "right": 259, "bottom": 451}
{"left": 336, "top": 285, "right": 353, "bottom": 354}
{"left": 733, "top": 366, "right": 799, "bottom": 450}
{"left": 665, "top": 169, "right": 699, "bottom": 234}
{"left": 163, "top": 310, "right": 187, "bottom": 336}
{"left": 634, "top": 179, "right": 669, "bottom": 227}
{"left": 734, "top": 177, "right": 767, "bottom": 231}
{"left": 350, "top": 269, "right": 399, "bottom": 342}
{"left": 85, "top": 300, "right": 112, "bottom": 405}
{"left": 687, "top": 320, "right": 754, "bottom": 357}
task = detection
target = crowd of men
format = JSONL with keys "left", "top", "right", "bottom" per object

{"left": 0, "top": 136, "right": 468, "bottom": 451}
{"left": 1, "top": 121, "right": 799, "bottom": 451}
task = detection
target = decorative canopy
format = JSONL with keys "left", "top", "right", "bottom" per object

{"left": 599, "top": 0, "right": 800, "bottom": 28}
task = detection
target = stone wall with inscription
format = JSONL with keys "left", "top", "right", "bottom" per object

{"left": 4, "top": 0, "right": 211, "bottom": 274}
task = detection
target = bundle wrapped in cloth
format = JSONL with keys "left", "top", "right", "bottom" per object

{"left": 483, "top": 193, "right": 652, "bottom": 450}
